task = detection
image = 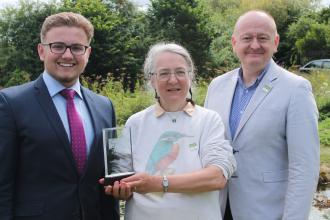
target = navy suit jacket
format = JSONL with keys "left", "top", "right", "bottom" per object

{"left": 0, "top": 76, "right": 119, "bottom": 220}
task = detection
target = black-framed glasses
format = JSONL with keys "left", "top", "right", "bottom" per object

{"left": 42, "top": 42, "right": 90, "bottom": 55}
{"left": 152, "top": 69, "right": 190, "bottom": 81}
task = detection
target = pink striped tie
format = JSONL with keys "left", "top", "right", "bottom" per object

{"left": 61, "top": 89, "right": 87, "bottom": 175}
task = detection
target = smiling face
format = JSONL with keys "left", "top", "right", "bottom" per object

{"left": 232, "top": 11, "right": 279, "bottom": 74}
{"left": 38, "top": 26, "right": 91, "bottom": 87}
{"left": 151, "top": 51, "right": 191, "bottom": 111}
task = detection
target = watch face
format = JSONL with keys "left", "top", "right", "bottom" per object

{"left": 162, "top": 176, "right": 169, "bottom": 192}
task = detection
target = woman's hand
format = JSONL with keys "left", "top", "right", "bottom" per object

{"left": 121, "top": 173, "right": 162, "bottom": 194}
{"left": 99, "top": 178, "right": 133, "bottom": 200}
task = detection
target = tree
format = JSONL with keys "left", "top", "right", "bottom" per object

{"left": 198, "top": 0, "right": 241, "bottom": 76}
{"left": 0, "top": 0, "right": 148, "bottom": 91}
{"left": 63, "top": 0, "right": 148, "bottom": 92}
{"left": 287, "top": 15, "right": 330, "bottom": 64}
{"left": 0, "top": 0, "right": 61, "bottom": 85}
{"left": 199, "top": 0, "right": 319, "bottom": 71}
{"left": 146, "top": 0, "right": 215, "bottom": 78}
{"left": 318, "top": 6, "right": 330, "bottom": 24}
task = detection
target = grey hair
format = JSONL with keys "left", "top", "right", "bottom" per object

{"left": 143, "top": 42, "right": 195, "bottom": 82}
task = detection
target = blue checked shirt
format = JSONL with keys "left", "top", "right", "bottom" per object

{"left": 229, "top": 63, "right": 270, "bottom": 139}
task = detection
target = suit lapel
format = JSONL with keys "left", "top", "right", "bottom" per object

{"left": 34, "top": 76, "right": 77, "bottom": 173}
{"left": 222, "top": 71, "right": 239, "bottom": 141}
{"left": 233, "top": 61, "right": 279, "bottom": 141}
{"left": 80, "top": 87, "right": 100, "bottom": 177}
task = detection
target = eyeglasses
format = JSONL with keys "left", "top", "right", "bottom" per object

{"left": 239, "top": 34, "right": 271, "bottom": 43}
{"left": 153, "top": 69, "right": 189, "bottom": 81}
{"left": 42, "top": 42, "right": 90, "bottom": 55}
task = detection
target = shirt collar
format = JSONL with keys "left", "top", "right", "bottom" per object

{"left": 237, "top": 61, "right": 271, "bottom": 89}
{"left": 154, "top": 101, "right": 195, "bottom": 118}
{"left": 42, "top": 71, "right": 83, "bottom": 99}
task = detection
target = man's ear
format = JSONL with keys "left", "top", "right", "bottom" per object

{"left": 274, "top": 34, "right": 280, "bottom": 53}
{"left": 86, "top": 46, "right": 92, "bottom": 57}
{"left": 231, "top": 35, "right": 237, "bottom": 53}
{"left": 37, "top": 43, "right": 45, "bottom": 61}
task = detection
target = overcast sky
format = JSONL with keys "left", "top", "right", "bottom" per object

{"left": 0, "top": 0, "right": 329, "bottom": 10}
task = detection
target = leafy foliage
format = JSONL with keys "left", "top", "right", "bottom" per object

{"left": 0, "top": 0, "right": 329, "bottom": 88}
{"left": 288, "top": 14, "right": 330, "bottom": 64}
{"left": 63, "top": 0, "right": 148, "bottom": 92}
{"left": 318, "top": 6, "right": 330, "bottom": 24}
{"left": 82, "top": 75, "right": 153, "bottom": 125}
{"left": 319, "top": 118, "right": 330, "bottom": 147}
{"left": 200, "top": 0, "right": 317, "bottom": 68}
{"left": 146, "top": 0, "right": 215, "bottom": 78}
{"left": 300, "top": 71, "right": 330, "bottom": 122}
{"left": 3, "top": 69, "right": 31, "bottom": 88}
{"left": 83, "top": 71, "right": 330, "bottom": 150}
{"left": 319, "top": 102, "right": 330, "bottom": 121}
{"left": 0, "top": 0, "right": 62, "bottom": 84}
{"left": 193, "top": 80, "right": 208, "bottom": 105}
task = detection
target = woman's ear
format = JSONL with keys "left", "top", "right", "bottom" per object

{"left": 150, "top": 75, "right": 156, "bottom": 89}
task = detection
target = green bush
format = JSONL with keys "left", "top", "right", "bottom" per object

{"left": 319, "top": 102, "right": 330, "bottom": 121}
{"left": 83, "top": 76, "right": 153, "bottom": 126}
{"left": 84, "top": 76, "right": 214, "bottom": 125}
{"left": 3, "top": 69, "right": 31, "bottom": 88}
{"left": 193, "top": 80, "right": 209, "bottom": 106}
{"left": 319, "top": 117, "right": 330, "bottom": 148}
{"left": 83, "top": 71, "right": 330, "bottom": 151}
{"left": 298, "top": 71, "right": 330, "bottom": 121}
{"left": 83, "top": 71, "right": 330, "bottom": 127}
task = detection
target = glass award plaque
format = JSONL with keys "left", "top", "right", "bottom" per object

{"left": 102, "top": 126, "right": 135, "bottom": 185}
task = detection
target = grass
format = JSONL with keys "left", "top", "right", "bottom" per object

{"left": 321, "top": 147, "right": 330, "bottom": 164}
{"left": 295, "top": 70, "right": 330, "bottom": 167}
{"left": 298, "top": 71, "right": 330, "bottom": 111}
{"left": 320, "top": 118, "right": 330, "bottom": 165}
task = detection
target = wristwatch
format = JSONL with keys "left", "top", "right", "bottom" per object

{"left": 162, "top": 175, "right": 169, "bottom": 192}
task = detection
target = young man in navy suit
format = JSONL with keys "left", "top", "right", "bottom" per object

{"left": 0, "top": 12, "right": 119, "bottom": 220}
